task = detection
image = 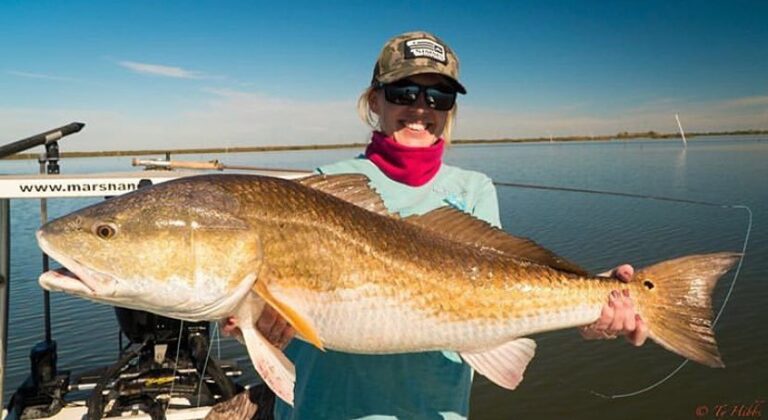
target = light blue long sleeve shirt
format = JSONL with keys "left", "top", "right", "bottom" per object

{"left": 274, "top": 156, "right": 501, "bottom": 420}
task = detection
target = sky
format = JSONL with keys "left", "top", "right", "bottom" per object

{"left": 1, "top": 0, "right": 767, "bottom": 152}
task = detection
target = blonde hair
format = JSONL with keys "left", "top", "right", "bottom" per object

{"left": 356, "top": 86, "right": 457, "bottom": 143}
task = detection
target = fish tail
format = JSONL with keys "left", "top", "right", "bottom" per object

{"left": 634, "top": 252, "right": 740, "bottom": 367}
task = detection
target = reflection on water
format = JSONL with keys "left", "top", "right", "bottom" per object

{"left": 2, "top": 136, "right": 767, "bottom": 419}
{"left": 674, "top": 148, "right": 688, "bottom": 190}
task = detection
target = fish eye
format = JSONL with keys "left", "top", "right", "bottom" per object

{"left": 93, "top": 223, "right": 118, "bottom": 240}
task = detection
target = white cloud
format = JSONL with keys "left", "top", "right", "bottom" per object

{"left": 118, "top": 61, "right": 205, "bottom": 79}
{"left": 5, "top": 70, "right": 81, "bottom": 82}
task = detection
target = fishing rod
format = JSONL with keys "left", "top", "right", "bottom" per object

{"left": 131, "top": 158, "right": 311, "bottom": 174}
{"left": 493, "top": 180, "right": 735, "bottom": 207}
{"left": 492, "top": 180, "right": 751, "bottom": 399}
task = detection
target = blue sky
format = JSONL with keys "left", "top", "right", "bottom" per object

{"left": 1, "top": 0, "right": 766, "bottom": 151}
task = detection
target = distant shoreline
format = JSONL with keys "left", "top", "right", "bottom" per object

{"left": 3, "top": 129, "right": 766, "bottom": 161}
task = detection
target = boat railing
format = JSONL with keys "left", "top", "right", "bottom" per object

{"left": 1, "top": 122, "right": 85, "bottom": 414}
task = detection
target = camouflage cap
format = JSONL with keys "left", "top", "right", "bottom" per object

{"left": 372, "top": 31, "right": 466, "bottom": 94}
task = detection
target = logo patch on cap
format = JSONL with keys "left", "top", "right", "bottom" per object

{"left": 403, "top": 38, "right": 447, "bottom": 64}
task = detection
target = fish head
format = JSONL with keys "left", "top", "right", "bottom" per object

{"left": 37, "top": 176, "right": 263, "bottom": 320}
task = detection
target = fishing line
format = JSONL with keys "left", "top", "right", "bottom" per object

{"left": 493, "top": 181, "right": 752, "bottom": 398}
{"left": 164, "top": 320, "right": 185, "bottom": 416}
{"left": 196, "top": 323, "right": 218, "bottom": 406}
{"left": 215, "top": 321, "right": 222, "bottom": 360}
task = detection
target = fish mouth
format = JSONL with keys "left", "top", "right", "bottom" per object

{"left": 36, "top": 231, "right": 117, "bottom": 297}
{"left": 39, "top": 267, "right": 97, "bottom": 295}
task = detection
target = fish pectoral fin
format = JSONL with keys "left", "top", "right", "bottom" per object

{"left": 460, "top": 338, "right": 537, "bottom": 390}
{"left": 236, "top": 304, "right": 296, "bottom": 405}
{"left": 253, "top": 281, "right": 325, "bottom": 351}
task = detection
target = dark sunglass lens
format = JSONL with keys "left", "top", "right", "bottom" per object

{"left": 385, "top": 85, "right": 420, "bottom": 105}
{"left": 383, "top": 83, "right": 456, "bottom": 110}
{"left": 425, "top": 88, "right": 456, "bottom": 110}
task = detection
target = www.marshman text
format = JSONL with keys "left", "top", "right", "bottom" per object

{"left": 18, "top": 182, "right": 137, "bottom": 193}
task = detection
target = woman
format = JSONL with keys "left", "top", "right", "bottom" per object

{"left": 231, "top": 31, "right": 648, "bottom": 419}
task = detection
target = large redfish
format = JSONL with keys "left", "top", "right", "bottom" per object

{"left": 36, "top": 174, "right": 738, "bottom": 405}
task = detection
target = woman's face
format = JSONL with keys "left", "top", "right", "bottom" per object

{"left": 371, "top": 73, "right": 452, "bottom": 147}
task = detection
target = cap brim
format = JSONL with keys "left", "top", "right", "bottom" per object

{"left": 376, "top": 67, "right": 467, "bottom": 94}
{"left": 448, "top": 79, "right": 467, "bottom": 95}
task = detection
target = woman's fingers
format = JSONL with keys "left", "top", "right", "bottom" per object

{"left": 579, "top": 296, "right": 616, "bottom": 339}
{"left": 581, "top": 285, "right": 646, "bottom": 344}
{"left": 256, "top": 305, "right": 278, "bottom": 336}
{"left": 221, "top": 316, "right": 239, "bottom": 336}
{"left": 622, "top": 290, "right": 636, "bottom": 332}
{"left": 607, "top": 290, "right": 636, "bottom": 332}
{"left": 627, "top": 315, "right": 649, "bottom": 347}
{"left": 612, "top": 264, "right": 635, "bottom": 283}
{"left": 277, "top": 326, "right": 297, "bottom": 349}
{"left": 608, "top": 291, "right": 627, "bottom": 332}
{"left": 255, "top": 305, "right": 295, "bottom": 348}
{"left": 595, "top": 296, "right": 616, "bottom": 331}
{"left": 268, "top": 314, "right": 288, "bottom": 345}
{"left": 607, "top": 264, "right": 647, "bottom": 346}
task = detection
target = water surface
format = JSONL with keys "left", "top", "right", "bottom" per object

{"left": 3, "top": 136, "right": 766, "bottom": 419}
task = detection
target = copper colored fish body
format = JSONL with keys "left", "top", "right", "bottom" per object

{"left": 36, "top": 174, "right": 740, "bottom": 405}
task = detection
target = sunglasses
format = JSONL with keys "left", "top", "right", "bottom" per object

{"left": 375, "top": 81, "right": 457, "bottom": 111}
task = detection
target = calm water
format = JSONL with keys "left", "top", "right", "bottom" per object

{"left": 2, "top": 136, "right": 767, "bottom": 419}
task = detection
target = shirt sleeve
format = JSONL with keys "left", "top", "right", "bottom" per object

{"left": 471, "top": 177, "right": 502, "bottom": 228}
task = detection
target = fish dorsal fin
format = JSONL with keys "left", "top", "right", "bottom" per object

{"left": 298, "top": 174, "right": 394, "bottom": 217}
{"left": 404, "top": 207, "right": 589, "bottom": 276}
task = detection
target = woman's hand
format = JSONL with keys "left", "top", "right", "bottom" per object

{"left": 579, "top": 264, "right": 649, "bottom": 346}
{"left": 222, "top": 306, "right": 296, "bottom": 350}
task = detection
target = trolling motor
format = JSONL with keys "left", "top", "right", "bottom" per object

{"left": 81, "top": 309, "right": 239, "bottom": 419}
{"left": 6, "top": 341, "right": 70, "bottom": 419}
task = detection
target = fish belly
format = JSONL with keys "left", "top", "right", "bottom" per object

{"left": 272, "top": 284, "right": 604, "bottom": 354}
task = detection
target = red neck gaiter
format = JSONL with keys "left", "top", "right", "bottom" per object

{"left": 365, "top": 131, "right": 444, "bottom": 187}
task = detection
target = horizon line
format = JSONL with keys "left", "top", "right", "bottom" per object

{"left": 2, "top": 129, "right": 767, "bottom": 161}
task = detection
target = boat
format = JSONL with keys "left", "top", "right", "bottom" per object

{"left": 0, "top": 124, "right": 302, "bottom": 419}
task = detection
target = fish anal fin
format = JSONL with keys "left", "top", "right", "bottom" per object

{"left": 235, "top": 295, "right": 296, "bottom": 405}
{"left": 405, "top": 207, "right": 588, "bottom": 276}
{"left": 253, "top": 280, "right": 325, "bottom": 351}
{"left": 298, "top": 174, "right": 395, "bottom": 217}
{"left": 461, "top": 338, "right": 537, "bottom": 390}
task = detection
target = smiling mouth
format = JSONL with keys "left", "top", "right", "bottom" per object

{"left": 401, "top": 121, "right": 432, "bottom": 132}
